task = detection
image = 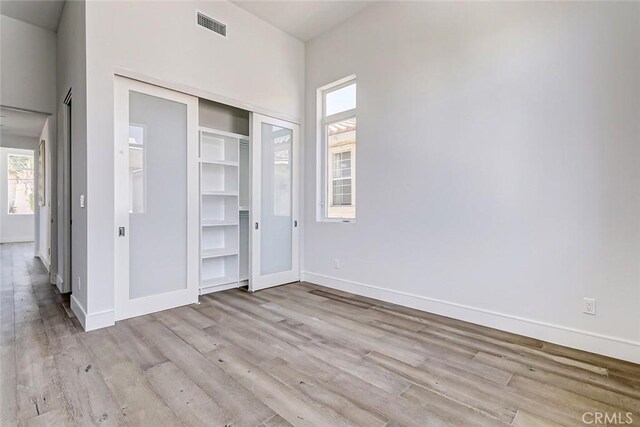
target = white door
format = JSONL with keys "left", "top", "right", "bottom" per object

{"left": 114, "top": 77, "right": 199, "bottom": 320}
{"left": 250, "top": 113, "right": 300, "bottom": 291}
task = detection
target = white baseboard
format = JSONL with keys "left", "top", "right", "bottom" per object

{"left": 71, "top": 295, "right": 115, "bottom": 331}
{"left": 0, "top": 237, "right": 34, "bottom": 243}
{"left": 301, "top": 271, "right": 640, "bottom": 364}
{"left": 36, "top": 253, "right": 50, "bottom": 272}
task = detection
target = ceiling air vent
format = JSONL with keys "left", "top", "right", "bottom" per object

{"left": 197, "top": 12, "right": 226, "bottom": 38}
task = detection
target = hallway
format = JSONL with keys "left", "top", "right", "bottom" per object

{"left": 1, "top": 242, "right": 77, "bottom": 425}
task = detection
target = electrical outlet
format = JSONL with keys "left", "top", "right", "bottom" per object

{"left": 583, "top": 298, "right": 596, "bottom": 315}
{"left": 334, "top": 258, "right": 340, "bottom": 269}
{"left": 77, "top": 276, "right": 82, "bottom": 291}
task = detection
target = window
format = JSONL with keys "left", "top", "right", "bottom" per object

{"left": 7, "top": 153, "right": 35, "bottom": 215}
{"left": 331, "top": 151, "right": 351, "bottom": 206}
{"left": 319, "top": 76, "right": 356, "bottom": 220}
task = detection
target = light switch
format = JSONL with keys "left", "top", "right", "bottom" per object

{"left": 80, "top": 195, "right": 85, "bottom": 208}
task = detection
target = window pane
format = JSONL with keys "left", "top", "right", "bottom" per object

{"left": 7, "top": 154, "right": 34, "bottom": 215}
{"left": 326, "top": 83, "right": 356, "bottom": 116}
{"left": 327, "top": 116, "right": 356, "bottom": 218}
{"left": 128, "top": 90, "right": 187, "bottom": 299}
{"left": 128, "top": 124, "right": 145, "bottom": 213}
{"left": 261, "top": 123, "right": 293, "bottom": 275}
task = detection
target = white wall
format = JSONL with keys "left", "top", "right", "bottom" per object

{"left": 56, "top": 0, "right": 87, "bottom": 307}
{"left": 79, "top": 0, "right": 304, "bottom": 327}
{"left": 0, "top": 134, "right": 38, "bottom": 151}
{"left": 303, "top": 2, "right": 640, "bottom": 363}
{"left": 0, "top": 147, "right": 36, "bottom": 243}
{"left": 0, "top": 15, "right": 56, "bottom": 113}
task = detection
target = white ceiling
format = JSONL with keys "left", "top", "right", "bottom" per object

{"left": 231, "top": 1, "right": 374, "bottom": 42}
{"left": 0, "top": 107, "right": 49, "bottom": 139}
{"left": 0, "top": 0, "right": 65, "bottom": 32}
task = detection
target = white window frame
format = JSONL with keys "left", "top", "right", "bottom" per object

{"left": 316, "top": 75, "right": 356, "bottom": 222}
{"left": 7, "top": 153, "right": 35, "bottom": 216}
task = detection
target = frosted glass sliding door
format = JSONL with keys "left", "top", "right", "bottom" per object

{"left": 114, "top": 76, "right": 198, "bottom": 320}
{"left": 250, "top": 113, "right": 299, "bottom": 291}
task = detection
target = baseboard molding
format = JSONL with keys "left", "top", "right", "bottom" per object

{"left": 70, "top": 295, "right": 115, "bottom": 331}
{"left": 0, "top": 237, "right": 34, "bottom": 244}
{"left": 36, "top": 253, "right": 50, "bottom": 272}
{"left": 301, "top": 271, "right": 640, "bottom": 364}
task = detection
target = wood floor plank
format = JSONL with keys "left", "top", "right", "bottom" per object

{"left": 368, "top": 351, "right": 595, "bottom": 426}
{"left": 309, "top": 289, "right": 377, "bottom": 309}
{"left": 15, "top": 334, "right": 65, "bottom": 421}
{"left": 274, "top": 295, "right": 388, "bottom": 339}
{"left": 508, "top": 375, "right": 636, "bottom": 419}
{"left": 107, "top": 321, "right": 169, "bottom": 372}
{"left": 370, "top": 320, "right": 514, "bottom": 385}
{"left": 34, "top": 290, "right": 124, "bottom": 426}
{"left": 145, "top": 361, "right": 235, "bottom": 427}
{"left": 21, "top": 408, "right": 73, "bottom": 427}
{"left": 262, "top": 300, "right": 427, "bottom": 366}
{"left": 171, "top": 305, "right": 217, "bottom": 329}
{"left": 43, "top": 329, "right": 126, "bottom": 425}
{"left": 79, "top": 329, "right": 183, "bottom": 426}
{"left": 298, "top": 340, "right": 412, "bottom": 395}
{"left": 474, "top": 352, "right": 640, "bottom": 414}
{"left": 400, "top": 384, "right": 509, "bottom": 427}
{"left": 261, "top": 357, "right": 389, "bottom": 427}
{"left": 328, "top": 371, "right": 453, "bottom": 427}
{"left": 15, "top": 319, "right": 46, "bottom": 342}
{"left": 0, "top": 270, "right": 18, "bottom": 427}
{"left": 131, "top": 317, "right": 275, "bottom": 426}
{"left": 319, "top": 299, "right": 426, "bottom": 332}
{"left": 417, "top": 325, "right": 640, "bottom": 398}
{"left": 511, "top": 410, "right": 564, "bottom": 427}
{"left": 260, "top": 414, "right": 293, "bottom": 427}
{"left": 207, "top": 347, "right": 353, "bottom": 427}
{"left": 203, "top": 295, "right": 310, "bottom": 345}
{"left": 367, "top": 351, "right": 518, "bottom": 424}
{"left": 298, "top": 283, "right": 383, "bottom": 307}
{"left": 155, "top": 309, "right": 223, "bottom": 354}
{"left": 374, "top": 303, "right": 545, "bottom": 349}
{"left": 205, "top": 314, "right": 341, "bottom": 383}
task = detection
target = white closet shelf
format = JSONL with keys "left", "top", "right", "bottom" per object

{"left": 202, "top": 191, "right": 239, "bottom": 196}
{"left": 200, "top": 159, "right": 239, "bottom": 167}
{"left": 200, "top": 277, "right": 239, "bottom": 294}
{"left": 201, "top": 220, "right": 239, "bottom": 227}
{"left": 239, "top": 206, "right": 250, "bottom": 211}
{"left": 201, "top": 248, "right": 238, "bottom": 259}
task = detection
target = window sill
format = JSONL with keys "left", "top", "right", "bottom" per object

{"left": 317, "top": 218, "right": 356, "bottom": 224}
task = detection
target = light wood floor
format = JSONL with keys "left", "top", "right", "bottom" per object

{"left": 2, "top": 242, "right": 639, "bottom": 426}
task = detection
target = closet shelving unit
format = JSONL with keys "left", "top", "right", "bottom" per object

{"left": 199, "top": 127, "right": 249, "bottom": 295}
